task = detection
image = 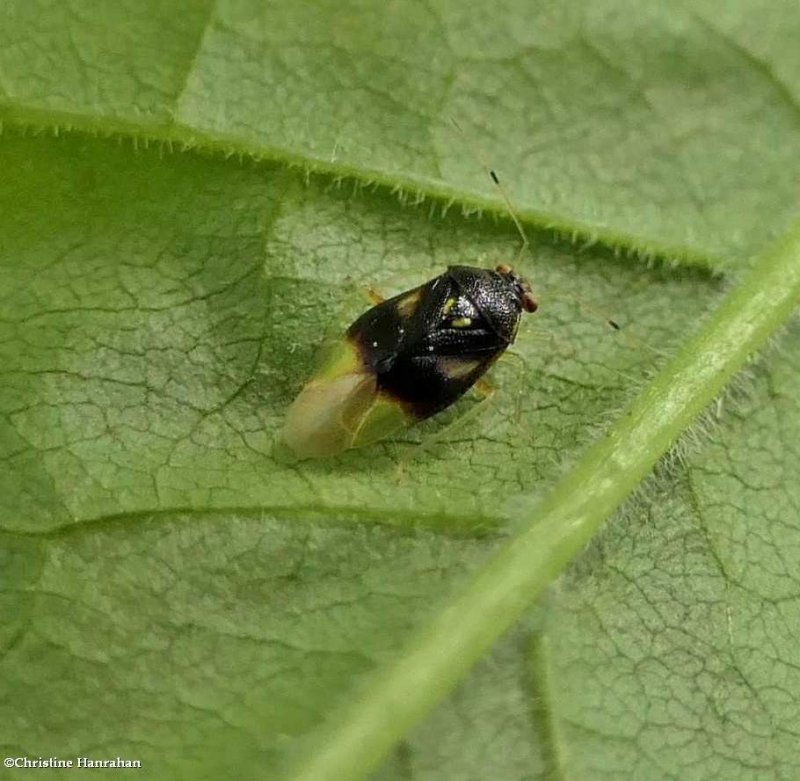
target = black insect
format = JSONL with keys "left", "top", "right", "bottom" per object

{"left": 282, "top": 263, "right": 538, "bottom": 458}
{"left": 349, "top": 264, "right": 537, "bottom": 418}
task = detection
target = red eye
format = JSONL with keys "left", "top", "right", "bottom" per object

{"left": 522, "top": 292, "right": 538, "bottom": 313}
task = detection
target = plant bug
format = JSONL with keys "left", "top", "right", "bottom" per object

{"left": 280, "top": 114, "right": 640, "bottom": 458}
{"left": 281, "top": 262, "right": 538, "bottom": 458}
{"left": 282, "top": 123, "right": 549, "bottom": 459}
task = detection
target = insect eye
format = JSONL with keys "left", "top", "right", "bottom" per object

{"left": 521, "top": 292, "right": 538, "bottom": 313}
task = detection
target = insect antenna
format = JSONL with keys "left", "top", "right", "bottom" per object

{"left": 449, "top": 117, "right": 637, "bottom": 339}
{"left": 449, "top": 117, "right": 533, "bottom": 270}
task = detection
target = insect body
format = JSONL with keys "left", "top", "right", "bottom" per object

{"left": 282, "top": 264, "right": 538, "bottom": 458}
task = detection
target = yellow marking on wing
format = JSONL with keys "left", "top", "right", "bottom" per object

{"left": 315, "top": 339, "right": 363, "bottom": 380}
{"left": 438, "top": 357, "right": 483, "bottom": 380}
{"left": 442, "top": 297, "right": 457, "bottom": 315}
{"left": 451, "top": 316, "right": 472, "bottom": 328}
{"left": 396, "top": 289, "right": 422, "bottom": 317}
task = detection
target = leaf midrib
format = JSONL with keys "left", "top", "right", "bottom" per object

{"left": 283, "top": 217, "right": 800, "bottom": 781}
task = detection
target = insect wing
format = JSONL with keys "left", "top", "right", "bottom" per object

{"left": 281, "top": 341, "right": 410, "bottom": 458}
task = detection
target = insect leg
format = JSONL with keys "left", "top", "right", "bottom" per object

{"left": 398, "top": 379, "right": 498, "bottom": 467}
{"left": 474, "top": 377, "right": 495, "bottom": 399}
{"left": 367, "top": 287, "right": 385, "bottom": 305}
{"left": 500, "top": 350, "right": 530, "bottom": 426}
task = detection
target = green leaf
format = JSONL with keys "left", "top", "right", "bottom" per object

{"left": 284, "top": 219, "right": 800, "bottom": 781}
{"left": 3, "top": 0, "right": 800, "bottom": 264}
{"left": 1, "top": 3, "right": 800, "bottom": 781}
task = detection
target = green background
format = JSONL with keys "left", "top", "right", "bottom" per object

{"left": 1, "top": 2, "right": 799, "bottom": 780}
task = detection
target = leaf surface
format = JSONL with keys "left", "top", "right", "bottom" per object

{"left": 1, "top": 3, "right": 800, "bottom": 781}
{"left": 3, "top": 0, "right": 800, "bottom": 263}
